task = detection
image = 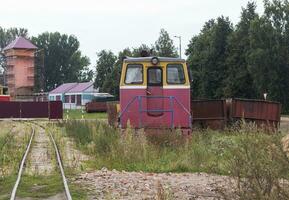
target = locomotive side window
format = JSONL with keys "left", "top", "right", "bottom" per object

{"left": 167, "top": 64, "right": 185, "bottom": 84}
{"left": 125, "top": 64, "right": 143, "bottom": 84}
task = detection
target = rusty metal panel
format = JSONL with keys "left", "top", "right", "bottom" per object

{"left": 230, "top": 99, "right": 281, "bottom": 121}
{"left": 49, "top": 101, "right": 63, "bottom": 119}
{"left": 191, "top": 99, "right": 227, "bottom": 129}
{"left": 191, "top": 100, "right": 227, "bottom": 119}
{"left": 21, "top": 102, "right": 48, "bottom": 118}
{"left": 0, "top": 102, "right": 20, "bottom": 118}
{"left": 85, "top": 102, "right": 107, "bottom": 113}
{"left": 230, "top": 98, "right": 281, "bottom": 128}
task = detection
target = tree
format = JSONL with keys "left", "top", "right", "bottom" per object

{"left": 132, "top": 44, "right": 153, "bottom": 57}
{"left": 223, "top": 2, "right": 258, "bottom": 98}
{"left": 155, "top": 29, "right": 178, "bottom": 57}
{"left": 94, "top": 50, "right": 117, "bottom": 92}
{"left": 0, "top": 27, "right": 28, "bottom": 49}
{"left": 32, "top": 32, "right": 90, "bottom": 91}
{"left": 102, "top": 48, "right": 132, "bottom": 98}
{"left": 247, "top": 0, "right": 289, "bottom": 111}
{"left": 186, "top": 17, "right": 233, "bottom": 99}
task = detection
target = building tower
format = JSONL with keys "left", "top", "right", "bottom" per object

{"left": 3, "top": 37, "right": 37, "bottom": 99}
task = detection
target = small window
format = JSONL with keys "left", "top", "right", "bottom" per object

{"left": 148, "top": 67, "right": 162, "bottom": 86}
{"left": 125, "top": 64, "right": 143, "bottom": 84}
{"left": 167, "top": 64, "right": 185, "bottom": 84}
{"left": 3, "top": 87, "right": 8, "bottom": 95}
{"left": 64, "top": 95, "right": 69, "bottom": 103}
{"left": 71, "top": 95, "right": 75, "bottom": 103}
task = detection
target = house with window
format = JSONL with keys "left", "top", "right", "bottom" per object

{"left": 48, "top": 82, "right": 111, "bottom": 109}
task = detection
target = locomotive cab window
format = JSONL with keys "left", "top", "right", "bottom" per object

{"left": 148, "top": 67, "right": 162, "bottom": 86}
{"left": 125, "top": 64, "right": 143, "bottom": 84}
{"left": 167, "top": 64, "right": 185, "bottom": 84}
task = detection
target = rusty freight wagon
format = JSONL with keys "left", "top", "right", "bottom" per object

{"left": 228, "top": 98, "right": 281, "bottom": 129}
{"left": 191, "top": 99, "right": 227, "bottom": 130}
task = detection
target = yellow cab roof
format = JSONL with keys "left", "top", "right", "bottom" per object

{"left": 123, "top": 56, "right": 186, "bottom": 63}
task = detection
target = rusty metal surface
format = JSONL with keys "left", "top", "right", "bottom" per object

{"left": 191, "top": 100, "right": 227, "bottom": 120}
{"left": 230, "top": 98, "right": 281, "bottom": 122}
{"left": 191, "top": 99, "right": 227, "bottom": 129}
{"left": 85, "top": 102, "right": 107, "bottom": 113}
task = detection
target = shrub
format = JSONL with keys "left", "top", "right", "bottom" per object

{"left": 225, "top": 131, "right": 289, "bottom": 199}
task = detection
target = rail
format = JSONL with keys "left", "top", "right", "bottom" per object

{"left": 10, "top": 123, "right": 72, "bottom": 200}
{"left": 10, "top": 127, "right": 35, "bottom": 200}
{"left": 119, "top": 95, "right": 192, "bottom": 129}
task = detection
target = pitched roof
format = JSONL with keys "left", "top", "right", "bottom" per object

{"left": 49, "top": 83, "right": 78, "bottom": 94}
{"left": 67, "top": 82, "right": 94, "bottom": 93}
{"left": 49, "top": 82, "right": 95, "bottom": 94}
{"left": 3, "top": 36, "right": 37, "bottom": 51}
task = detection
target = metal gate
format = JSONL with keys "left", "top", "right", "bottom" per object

{"left": 0, "top": 101, "right": 63, "bottom": 119}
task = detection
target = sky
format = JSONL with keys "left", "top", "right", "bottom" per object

{"left": 1, "top": 0, "right": 264, "bottom": 66}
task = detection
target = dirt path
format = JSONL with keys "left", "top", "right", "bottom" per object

{"left": 25, "top": 127, "right": 55, "bottom": 175}
{"left": 73, "top": 169, "right": 233, "bottom": 200}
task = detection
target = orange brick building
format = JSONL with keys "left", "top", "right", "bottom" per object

{"left": 4, "top": 37, "right": 37, "bottom": 98}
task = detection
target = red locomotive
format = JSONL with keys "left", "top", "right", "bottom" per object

{"left": 119, "top": 57, "right": 192, "bottom": 133}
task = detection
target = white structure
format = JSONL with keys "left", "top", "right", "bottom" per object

{"left": 49, "top": 82, "right": 113, "bottom": 109}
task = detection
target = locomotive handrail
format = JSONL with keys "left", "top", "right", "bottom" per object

{"left": 119, "top": 95, "right": 192, "bottom": 129}
{"left": 173, "top": 97, "right": 192, "bottom": 129}
{"left": 119, "top": 96, "right": 138, "bottom": 128}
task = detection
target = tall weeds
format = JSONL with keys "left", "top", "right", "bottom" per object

{"left": 63, "top": 118, "right": 289, "bottom": 199}
{"left": 224, "top": 129, "right": 289, "bottom": 199}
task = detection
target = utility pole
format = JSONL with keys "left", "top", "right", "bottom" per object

{"left": 174, "top": 35, "right": 182, "bottom": 59}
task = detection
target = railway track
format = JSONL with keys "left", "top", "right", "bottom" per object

{"left": 10, "top": 123, "right": 72, "bottom": 200}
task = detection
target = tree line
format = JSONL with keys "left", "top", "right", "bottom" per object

{"left": 186, "top": 0, "right": 289, "bottom": 112}
{"left": 94, "top": 29, "right": 178, "bottom": 98}
{"left": 1, "top": 0, "right": 289, "bottom": 111}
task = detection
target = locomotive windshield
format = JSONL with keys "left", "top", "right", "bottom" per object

{"left": 125, "top": 64, "right": 143, "bottom": 84}
{"left": 148, "top": 67, "right": 162, "bottom": 86}
{"left": 167, "top": 64, "right": 185, "bottom": 84}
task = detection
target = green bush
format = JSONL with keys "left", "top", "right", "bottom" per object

{"left": 225, "top": 132, "right": 289, "bottom": 199}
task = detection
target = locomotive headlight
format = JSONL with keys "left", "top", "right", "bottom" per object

{"left": 151, "top": 57, "right": 159, "bottom": 65}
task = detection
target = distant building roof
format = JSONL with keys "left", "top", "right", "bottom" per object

{"left": 3, "top": 36, "right": 38, "bottom": 51}
{"left": 49, "top": 83, "right": 78, "bottom": 94}
{"left": 49, "top": 82, "right": 96, "bottom": 94}
{"left": 67, "top": 82, "right": 93, "bottom": 93}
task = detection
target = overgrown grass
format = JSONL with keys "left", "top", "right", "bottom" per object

{"left": 0, "top": 124, "right": 30, "bottom": 175}
{"left": 0, "top": 123, "right": 32, "bottom": 199}
{"left": 62, "top": 121, "right": 269, "bottom": 174}
{"left": 62, "top": 120, "right": 289, "bottom": 198}
{"left": 63, "top": 109, "right": 107, "bottom": 120}
{"left": 0, "top": 173, "right": 87, "bottom": 199}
